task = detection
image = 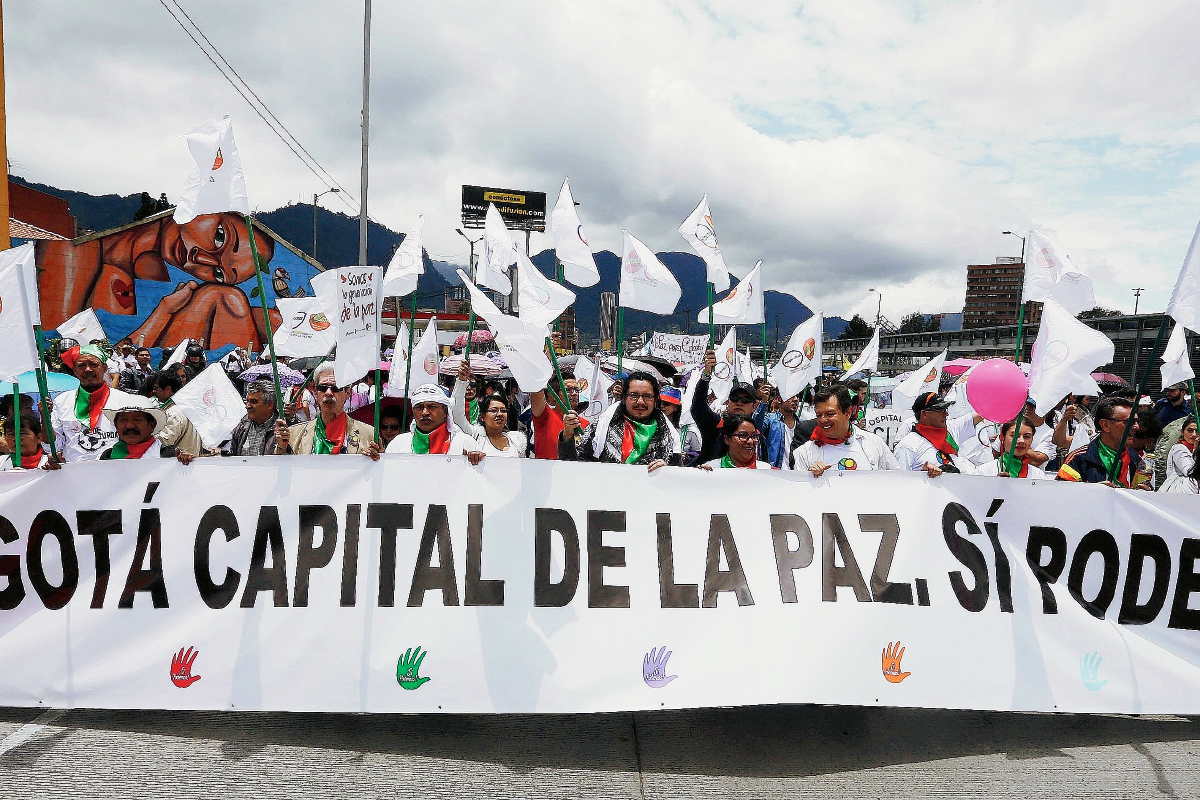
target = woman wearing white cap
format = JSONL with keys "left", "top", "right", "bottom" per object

{"left": 386, "top": 383, "right": 485, "bottom": 463}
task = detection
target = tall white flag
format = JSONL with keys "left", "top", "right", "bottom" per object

{"left": 388, "top": 318, "right": 440, "bottom": 397}
{"left": 170, "top": 363, "right": 245, "bottom": 448}
{"left": 516, "top": 249, "right": 576, "bottom": 329}
{"left": 1160, "top": 322, "right": 1195, "bottom": 390}
{"left": 477, "top": 204, "right": 515, "bottom": 295}
{"left": 273, "top": 297, "right": 336, "bottom": 358}
{"left": 1022, "top": 229, "right": 1096, "bottom": 315}
{"left": 551, "top": 178, "right": 599, "bottom": 287}
{"left": 678, "top": 195, "right": 730, "bottom": 292}
{"left": 56, "top": 307, "right": 106, "bottom": 345}
{"left": 312, "top": 265, "right": 381, "bottom": 387}
{"left": 619, "top": 231, "right": 680, "bottom": 314}
{"left": 709, "top": 327, "right": 739, "bottom": 406}
{"left": 892, "top": 349, "right": 947, "bottom": 416}
{"left": 456, "top": 270, "right": 552, "bottom": 392}
{"left": 164, "top": 339, "right": 193, "bottom": 367}
{"left": 173, "top": 116, "right": 250, "bottom": 225}
{"left": 382, "top": 216, "right": 425, "bottom": 297}
{"left": 1028, "top": 298, "right": 1115, "bottom": 416}
{"left": 840, "top": 327, "right": 880, "bottom": 380}
{"left": 770, "top": 314, "right": 823, "bottom": 401}
{"left": 574, "top": 354, "right": 613, "bottom": 426}
{"left": 0, "top": 244, "right": 40, "bottom": 382}
{"left": 1167, "top": 217, "right": 1200, "bottom": 334}
{"left": 700, "top": 260, "right": 765, "bottom": 324}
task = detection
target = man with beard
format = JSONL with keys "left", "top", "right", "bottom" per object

{"left": 794, "top": 384, "right": 899, "bottom": 476}
{"left": 559, "top": 371, "right": 680, "bottom": 471}
{"left": 51, "top": 344, "right": 141, "bottom": 462}
{"left": 274, "top": 363, "right": 380, "bottom": 458}
{"left": 385, "top": 383, "right": 484, "bottom": 461}
{"left": 98, "top": 399, "right": 194, "bottom": 463}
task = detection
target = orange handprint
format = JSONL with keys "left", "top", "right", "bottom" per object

{"left": 882, "top": 641, "right": 911, "bottom": 683}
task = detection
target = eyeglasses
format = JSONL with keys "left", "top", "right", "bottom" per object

{"left": 486, "top": 407, "right": 507, "bottom": 415}
{"left": 731, "top": 432, "right": 760, "bottom": 442}
{"left": 625, "top": 393, "right": 656, "bottom": 402}
{"left": 314, "top": 383, "right": 342, "bottom": 394}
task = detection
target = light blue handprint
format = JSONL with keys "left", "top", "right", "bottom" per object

{"left": 643, "top": 646, "right": 678, "bottom": 688}
{"left": 1079, "top": 651, "right": 1107, "bottom": 691}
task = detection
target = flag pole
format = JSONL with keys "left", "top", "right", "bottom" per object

{"left": 9, "top": 382, "right": 19, "bottom": 468}
{"left": 544, "top": 336, "right": 572, "bottom": 411}
{"left": 33, "top": 326, "right": 58, "bottom": 462}
{"left": 400, "top": 292, "right": 417, "bottom": 431}
{"left": 707, "top": 282, "right": 715, "bottom": 348}
{"left": 1109, "top": 317, "right": 1169, "bottom": 484}
{"left": 245, "top": 215, "right": 284, "bottom": 416}
{"left": 760, "top": 321, "right": 769, "bottom": 382}
{"left": 617, "top": 307, "right": 625, "bottom": 377}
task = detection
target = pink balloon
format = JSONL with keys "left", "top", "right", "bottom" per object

{"left": 966, "top": 359, "right": 1028, "bottom": 423}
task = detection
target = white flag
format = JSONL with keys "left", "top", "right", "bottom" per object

{"left": 1022, "top": 229, "right": 1096, "bottom": 315}
{"left": 1161, "top": 322, "right": 1195, "bottom": 390}
{"left": 311, "top": 265, "right": 381, "bottom": 387}
{"left": 273, "top": 297, "right": 336, "bottom": 359}
{"left": 892, "top": 349, "right": 947, "bottom": 416}
{"left": 619, "top": 231, "right": 680, "bottom": 314}
{"left": 700, "top": 260, "right": 765, "bottom": 324}
{"left": 164, "top": 339, "right": 193, "bottom": 367}
{"left": 679, "top": 367, "right": 703, "bottom": 426}
{"left": 574, "top": 354, "right": 613, "bottom": 426}
{"left": 57, "top": 307, "right": 106, "bottom": 345}
{"left": 1167, "top": 217, "right": 1200, "bottom": 334}
{"left": 388, "top": 318, "right": 440, "bottom": 397}
{"left": 381, "top": 215, "right": 425, "bottom": 297}
{"left": 456, "top": 270, "right": 552, "bottom": 392}
{"left": 551, "top": 178, "right": 599, "bottom": 287}
{"left": 516, "top": 249, "right": 576, "bottom": 329}
{"left": 477, "top": 204, "right": 515, "bottom": 294}
{"left": 173, "top": 116, "right": 250, "bottom": 225}
{"left": 770, "top": 314, "right": 823, "bottom": 401}
{"left": 170, "top": 362, "right": 245, "bottom": 448}
{"left": 1028, "top": 298, "right": 1115, "bottom": 416}
{"left": 840, "top": 327, "right": 880, "bottom": 380}
{"left": 709, "top": 327, "right": 739, "bottom": 406}
{"left": 0, "top": 244, "right": 40, "bottom": 382}
{"left": 678, "top": 195, "right": 730, "bottom": 292}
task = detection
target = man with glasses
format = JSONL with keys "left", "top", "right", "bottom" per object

{"left": 559, "top": 371, "right": 680, "bottom": 471}
{"left": 225, "top": 380, "right": 280, "bottom": 456}
{"left": 274, "top": 363, "right": 380, "bottom": 458}
{"left": 794, "top": 384, "right": 899, "bottom": 476}
{"left": 378, "top": 408, "right": 405, "bottom": 449}
{"left": 1057, "top": 395, "right": 1148, "bottom": 487}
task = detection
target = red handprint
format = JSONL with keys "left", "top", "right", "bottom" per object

{"left": 170, "top": 646, "right": 202, "bottom": 688}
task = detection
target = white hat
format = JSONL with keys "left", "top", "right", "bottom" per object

{"left": 409, "top": 384, "right": 451, "bottom": 408}
{"left": 103, "top": 398, "right": 167, "bottom": 435}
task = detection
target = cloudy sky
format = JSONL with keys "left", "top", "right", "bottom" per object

{"left": 7, "top": 0, "right": 1200, "bottom": 322}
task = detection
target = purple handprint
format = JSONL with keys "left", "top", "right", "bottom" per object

{"left": 643, "top": 646, "right": 678, "bottom": 688}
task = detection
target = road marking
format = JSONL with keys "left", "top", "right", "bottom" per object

{"left": 0, "top": 709, "right": 67, "bottom": 756}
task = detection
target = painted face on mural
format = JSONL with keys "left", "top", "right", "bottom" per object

{"left": 160, "top": 214, "right": 265, "bottom": 286}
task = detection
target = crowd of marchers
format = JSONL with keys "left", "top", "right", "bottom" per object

{"left": 2, "top": 334, "right": 1198, "bottom": 495}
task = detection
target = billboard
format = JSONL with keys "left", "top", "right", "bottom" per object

{"left": 36, "top": 211, "right": 322, "bottom": 353}
{"left": 461, "top": 185, "right": 546, "bottom": 231}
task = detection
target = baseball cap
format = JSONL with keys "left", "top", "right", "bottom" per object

{"left": 728, "top": 384, "right": 756, "bottom": 402}
{"left": 911, "top": 391, "right": 951, "bottom": 414}
{"left": 659, "top": 386, "right": 682, "bottom": 406}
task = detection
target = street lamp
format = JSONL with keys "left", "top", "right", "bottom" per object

{"left": 1001, "top": 230, "right": 1027, "bottom": 262}
{"left": 867, "top": 288, "right": 882, "bottom": 328}
{"left": 312, "top": 187, "right": 340, "bottom": 262}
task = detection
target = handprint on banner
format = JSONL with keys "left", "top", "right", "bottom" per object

{"left": 643, "top": 646, "right": 678, "bottom": 688}
{"left": 170, "top": 646, "right": 202, "bottom": 688}
{"left": 396, "top": 646, "right": 431, "bottom": 690}
{"left": 1079, "top": 651, "right": 1108, "bottom": 691}
{"left": 881, "top": 641, "right": 911, "bottom": 684}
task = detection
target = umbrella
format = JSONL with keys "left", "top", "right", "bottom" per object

{"left": 287, "top": 355, "right": 329, "bottom": 374}
{"left": 0, "top": 371, "right": 79, "bottom": 395}
{"left": 1091, "top": 372, "right": 1129, "bottom": 388}
{"left": 453, "top": 330, "right": 494, "bottom": 349}
{"left": 942, "top": 358, "right": 982, "bottom": 377}
{"left": 439, "top": 354, "right": 504, "bottom": 377}
{"left": 238, "top": 363, "right": 306, "bottom": 386}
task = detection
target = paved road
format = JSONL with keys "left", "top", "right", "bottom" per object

{"left": 0, "top": 705, "right": 1197, "bottom": 798}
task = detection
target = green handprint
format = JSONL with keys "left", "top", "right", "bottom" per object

{"left": 396, "top": 646, "right": 431, "bottom": 690}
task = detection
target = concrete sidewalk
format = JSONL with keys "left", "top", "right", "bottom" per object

{"left": 0, "top": 705, "right": 1196, "bottom": 798}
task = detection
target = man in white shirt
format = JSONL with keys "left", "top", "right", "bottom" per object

{"left": 386, "top": 383, "right": 484, "bottom": 461}
{"left": 893, "top": 392, "right": 980, "bottom": 476}
{"left": 794, "top": 384, "right": 900, "bottom": 475}
{"left": 51, "top": 344, "right": 141, "bottom": 462}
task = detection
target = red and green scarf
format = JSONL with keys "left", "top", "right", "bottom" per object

{"left": 720, "top": 453, "right": 757, "bottom": 469}
{"left": 109, "top": 439, "right": 156, "bottom": 460}
{"left": 810, "top": 426, "right": 853, "bottom": 446}
{"left": 11, "top": 450, "right": 41, "bottom": 469}
{"left": 74, "top": 382, "right": 110, "bottom": 430}
{"left": 621, "top": 418, "right": 657, "bottom": 464}
{"left": 916, "top": 424, "right": 958, "bottom": 457}
{"left": 412, "top": 423, "right": 451, "bottom": 455}
{"left": 314, "top": 413, "right": 348, "bottom": 455}
{"left": 999, "top": 452, "right": 1031, "bottom": 478}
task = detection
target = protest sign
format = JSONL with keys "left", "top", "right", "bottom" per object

{"left": 312, "top": 266, "right": 381, "bottom": 388}
{"left": 648, "top": 332, "right": 708, "bottom": 366}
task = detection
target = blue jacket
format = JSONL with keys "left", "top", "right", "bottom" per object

{"left": 1155, "top": 398, "right": 1193, "bottom": 428}
{"left": 1057, "top": 436, "right": 1146, "bottom": 487}
{"left": 754, "top": 408, "right": 788, "bottom": 469}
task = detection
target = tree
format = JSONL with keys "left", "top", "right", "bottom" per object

{"left": 132, "top": 192, "right": 157, "bottom": 222}
{"left": 899, "top": 312, "right": 926, "bottom": 334}
{"left": 155, "top": 193, "right": 171, "bottom": 212}
{"left": 839, "top": 314, "right": 874, "bottom": 340}
{"left": 1077, "top": 307, "right": 1122, "bottom": 320}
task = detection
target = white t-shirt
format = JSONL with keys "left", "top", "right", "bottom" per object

{"left": 476, "top": 430, "right": 527, "bottom": 458}
{"left": 703, "top": 457, "right": 774, "bottom": 470}
{"left": 1167, "top": 443, "right": 1195, "bottom": 482}
{"left": 893, "top": 413, "right": 979, "bottom": 474}
{"left": 794, "top": 428, "right": 900, "bottom": 473}
{"left": 779, "top": 416, "right": 798, "bottom": 470}
{"left": 51, "top": 386, "right": 141, "bottom": 462}
{"left": 973, "top": 458, "right": 1048, "bottom": 479}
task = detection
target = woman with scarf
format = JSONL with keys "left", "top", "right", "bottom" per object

{"left": 274, "top": 363, "right": 380, "bottom": 459}
{"left": 701, "top": 414, "right": 772, "bottom": 469}
{"left": 1161, "top": 419, "right": 1198, "bottom": 491}
{"left": 386, "top": 383, "right": 485, "bottom": 463}
{"left": 558, "top": 371, "right": 680, "bottom": 472}
{"left": 0, "top": 414, "right": 50, "bottom": 470}
{"left": 50, "top": 343, "right": 141, "bottom": 462}
{"left": 974, "top": 418, "right": 1048, "bottom": 478}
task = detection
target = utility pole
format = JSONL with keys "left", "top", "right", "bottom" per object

{"left": 1133, "top": 287, "right": 1144, "bottom": 315}
{"left": 358, "top": 0, "right": 372, "bottom": 265}
{"left": 0, "top": 0, "right": 10, "bottom": 250}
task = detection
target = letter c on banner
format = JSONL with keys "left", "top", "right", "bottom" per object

{"left": 195, "top": 505, "right": 241, "bottom": 609}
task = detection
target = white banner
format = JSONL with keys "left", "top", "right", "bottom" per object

{"left": 648, "top": 332, "right": 709, "bottom": 366}
{"left": 312, "top": 266, "right": 381, "bottom": 387}
{"left": 1, "top": 460, "right": 1199, "bottom": 715}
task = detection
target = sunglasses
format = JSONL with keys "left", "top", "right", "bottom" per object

{"left": 314, "top": 383, "right": 343, "bottom": 394}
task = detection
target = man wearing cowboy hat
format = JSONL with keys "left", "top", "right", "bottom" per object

{"left": 98, "top": 398, "right": 194, "bottom": 464}
{"left": 273, "top": 362, "right": 379, "bottom": 458}
{"left": 385, "top": 383, "right": 484, "bottom": 463}
{"left": 51, "top": 343, "right": 142, "bottom": 462}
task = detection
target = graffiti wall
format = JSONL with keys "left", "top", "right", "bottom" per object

{"left": 36, "top": 211, "right": 321, "bottom": 352}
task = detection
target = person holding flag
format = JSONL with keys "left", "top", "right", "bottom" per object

{"left": 794, "top": 384, "right": 899, "bottom": 475}
{"left": 51, "top": 344, "right": 142, "bottom": 462}
{"left": 1057, "top": 396, "right": 1149, "bottom": 486}
{"left": 452, "top": 361, "right": 526, "bottom": 457}
{"left": 892, "top": 392, "right": 980, "bottom": 476}
{"left": 386, "top": 383, "right": 484, "bottom": 461}
{"left": 559, "top": 372, "right": 680, "bottom": 471}
{"left": 1, "top": 414, "right": 50, "bottom": 470}
{"left": 973, "top": 418, "right": 1048, "bottom": 479}
{"left": 700, "top": 414, "right": 772, "bottom": 470}
{"left": 274, "top": 363, "right": 379, "bottom": 458}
